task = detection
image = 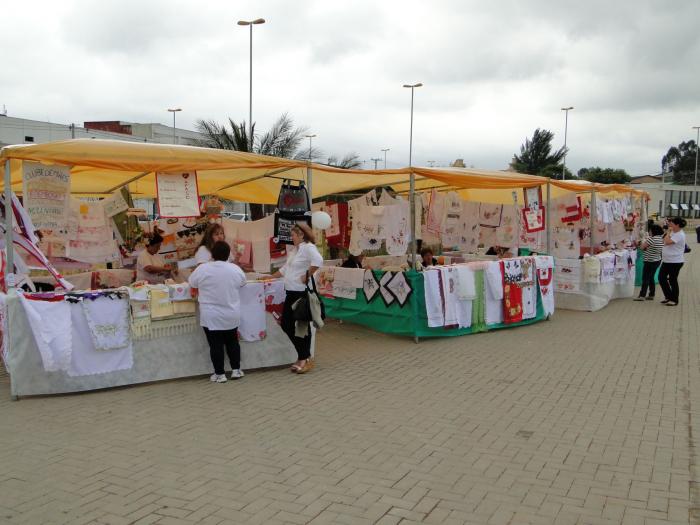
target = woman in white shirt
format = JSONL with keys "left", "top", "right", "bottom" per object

{"left": 136, "top": 234, "right": 176, "bottom": 283}
{"left": 271, "top": 223, "right": 323, "bottom": 374}
{"left": 659, "top": 217, "right": 687, "bottom": 306}
{"left": 195, "top": 223, "right": 226, "bottom": 265}
{"left": 188, "top": 241, "right": 247, "bottom": 383}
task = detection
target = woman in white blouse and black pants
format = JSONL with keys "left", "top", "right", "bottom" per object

{"left": 272, "top": 223, "right": 323, "bottom": 374}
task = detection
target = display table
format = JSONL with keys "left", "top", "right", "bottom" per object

{"left": 554, "top": 280, "right": 634, "bottom": 312}
{"left": 323, "top": 270, "right": 547, "bottom": 339}
{"left": 2, "top": 290, "right": 297, "bottom": 398}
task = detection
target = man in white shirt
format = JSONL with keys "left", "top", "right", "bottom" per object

{"left": 188, "top": 241, "right": 247, "bottom": 382}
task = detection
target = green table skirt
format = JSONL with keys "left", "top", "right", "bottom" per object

{"left": 322, "top": 269, "right": 546, "bottom": 339}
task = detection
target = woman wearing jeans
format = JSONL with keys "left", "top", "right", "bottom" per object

{"left": 659, "top": 217, "right": 687, "bottom": 306}
{"left": 635, "top": 223, "right": 664, "bottom": 301}
{"left": 271, "top": 223, "right": 322, "bottom": 374}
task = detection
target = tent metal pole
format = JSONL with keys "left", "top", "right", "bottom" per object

{"left": 590, "top": 188, "right": 597, "bottom": 253}
{"left": 105, "top": 172, "right": 151, "bottom": 195}
{"left": 306, "top": 162, "right": 312, "bottom": 204}
{"left": 410, "top": 167, "right": 416, "bottom": 269}
{"left": 4, "top": 160, "right": 15, "bottom": 293}
{"left": 546, "top": 181, "right": 551, "bottom": 255}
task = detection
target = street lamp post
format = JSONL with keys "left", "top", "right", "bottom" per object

{"left": 381, "top": 148, "right": 390, "bottom": 169}
{"left": 237, "top": 18, "right": 265, "bottom": 151}
{"left": 167, "top": 108, "right": 181, "bottom": 144}
{"left": 304, "top": 134, "right": 316, "bottom": 161}
{"left": 693, "top": 126, "right": 700, "bottom": 188}
{"left": 371, "top": 158, "right": 382, "bottom": 170}
{"left": 403, "top": 82, "right": 422, "bottom": 269}
{"left": 561, "top": 106, "right": 574, "bottom": 180}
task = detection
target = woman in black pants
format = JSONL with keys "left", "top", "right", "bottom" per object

{"left": 271, "top": 223, "right": 322, "bottom": 374}
{"left": 659, "top": 217, "right": 687, "bottom": 306}
{"left": 635, "top": 223, "right": 664, "bottom": 301}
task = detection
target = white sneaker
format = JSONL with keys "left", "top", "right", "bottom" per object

{"left": 230, "top": 369, "right": 245, "bottom": 380}
{"left": 210, "top": 374, "right": 227, "bottom": 383}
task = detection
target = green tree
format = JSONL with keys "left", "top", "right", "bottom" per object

{"left": 578, "top": 167, "right": 631, "bottom": 184}
{"left": 510, "top": 128, "right": 568, "bottom": 178}
{"left": 326, "top": 153, "right": 362, "bottom": 170}
{"left": 661, "top": 140, "right": 698, "bottom": 184}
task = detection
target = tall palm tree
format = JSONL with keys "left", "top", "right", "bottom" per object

{"left": 510, "top": 128, "right": 567, "bottom": 178}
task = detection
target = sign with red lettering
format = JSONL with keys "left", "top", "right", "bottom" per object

{"left": 156, "top": 171, "right": 200, "bottom": 218}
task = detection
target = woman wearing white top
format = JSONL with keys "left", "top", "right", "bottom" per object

{"left": 659, "top": 217, "right": 687, "bottom": 306}
{"left": 194, "top": 223, "right": 226, "bottom": 265}
{"left": 271, "top": 223, "right": 323, "bottom": 374}
{"left": 188, "top": 241, "right": 247, "bottom": 382}
{"left": 136, "top": 234, "right": 176, "bottom": 283}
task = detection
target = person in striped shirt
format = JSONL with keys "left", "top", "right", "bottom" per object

{"left": 635, "top": 223, "right": 664, "bottom": 301}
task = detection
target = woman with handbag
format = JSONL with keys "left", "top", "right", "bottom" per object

{"left": 270, "top": 223, "right": 323, "bottom": 374}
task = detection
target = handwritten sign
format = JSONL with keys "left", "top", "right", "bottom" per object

{"left": 103, "top": 191, "right": 129, "bottom": 217}
{"left": 156, "top": 171, "right": 200, "bottom": 218}
{"left": 22, "top": 161, "right": 71, "bottom": 234}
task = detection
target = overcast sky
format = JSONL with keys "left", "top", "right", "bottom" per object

{"left": 2, "top": 0, "right": 699, "bottom": 175}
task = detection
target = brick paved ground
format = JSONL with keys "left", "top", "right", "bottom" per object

{"left": 1, "top": 244, "right": 699, "bottom": 524}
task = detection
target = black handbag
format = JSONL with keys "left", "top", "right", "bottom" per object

{"left": 292, "top": 277, "right": 326, "bottom": 323}
{"left": 277, "top": 180, "right": 311, "bottom": 214}
{"left": 685, "top": 244, "right": 691, "bottom": 253}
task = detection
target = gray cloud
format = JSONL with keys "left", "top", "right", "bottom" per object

{"left": 1, "top": 0, "right": 699, "bottom": 177}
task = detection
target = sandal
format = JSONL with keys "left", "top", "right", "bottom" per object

{"left": 290, "top": 362, "right": 302, "bottom": 372}
{"left": 295, "top": 360, "right": 313, "bottom": 374}
{"left": 665, "top": 301, "right": 678, "bottom": 306}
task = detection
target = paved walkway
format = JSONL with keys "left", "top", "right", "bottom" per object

{"left": 1, "top": 245, "right": 699, "bottom": 525}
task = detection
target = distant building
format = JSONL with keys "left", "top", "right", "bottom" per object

{"left": 84, "top": 121, "right": 203, "bottom": 146}
{"left": 0, "top": 114, "right": 205, "bottom": 149}
{"left": 631, "top": 174, "right": 700, "bottom": 219}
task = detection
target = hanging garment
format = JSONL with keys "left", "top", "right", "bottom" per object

{"left": 238, "top": 282, "right": 267, "bottom": 342}
{"left": 423, "top": 269, "right": 444, "bottom": 328}
{"left": 332, "top": 267, "right": 364, "bottom": 300}
{"left": 484, "top": 261, "right": 504, "bottom": 325}
{"left": 263, "top": 279, "right": 286, "bottom": 323}
{"left": 18, "top": 293, "right": 72, "bottom": 372}
{"left": 68, "top": 301, "right": 133, "bottom": 377}
{"left": 325, "top": 202, "right": 350, "bottom": 249}
{"left": 614, "top": 250, "right": 629, "bottom": 282}
{"left": 441, "top": 193, "right": 463, "bottom": 248}
{"left": 518, "top": 257, "right": 537, "bottom": 320}
{"left": 479, "top": 203, "right": 503, "bottom": 228}
{"left": 496, "top": 205, "right": 519, "bottom": 247}
{"left": 81, "top": 296, "right": 131, "bottom": 351}
{"left": 384, "top": 271, "right": 413, "bottom": 308}
{"left": 439, "top": 267, "right": 459, "bottom": 327}
{"left": 501, "top": 259, "right": 524, "bottom": 324}
{"left": 458, "top": 201, "right": 481, "bottom": 252}
{"left": 553, "top": 226, "right": 580, "bottom": 259}
{"left": 362, "top": 270, "right": 380, "bottom": 303}
{"left": 554, "top": 258, "right": 582, "bottom": 293}
{"left": 599, "top": 253, "right": 615, "bottom": 283}
{"left": 556, "top": 195, "right": 583, "bottom": 223}
{"left": 455, "top": 265, "right": 476, "bottom": 301}
{"left": 534, "top": 256, "right": 555, "bottom": 316}
{"left": 384, "top": 201, "right": 410, "bottom": 256}
{"left": 582, "top": 256, "right": 601, "bottom": 283}
{"left": 426, "top": 189, "right": 446, "bottom": 234}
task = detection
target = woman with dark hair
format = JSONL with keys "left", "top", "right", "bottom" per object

{"left": 195, "top": 223, "right": 226, "bottom": 265}
{"left": 658, "top": 217, "right": 687, "bottom": 306}
{"left": 341, "top": 253, "right": 364, "bottom": 269}
{"left": 635, "top": 223, "right": 664, "bottom": 301}
{"left": 188, "top": 241, "right": 247, "bottom": 382}
{"left": 270, "top": 222, "right": 322, "bottom": 374}
{"left": 136, "top": 234, "right": 175, "bottom": 283}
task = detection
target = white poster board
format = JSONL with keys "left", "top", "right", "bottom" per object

{"left": 156, "top": 172, "right": 200, "bottom": 218}
{"left": 21, "top": 161, "right": 71, "bottom": 234}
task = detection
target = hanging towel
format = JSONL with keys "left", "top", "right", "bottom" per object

{"left": 455, "top": 265, "right": 476, "bottom": 300}
{"left": 81, "top": 295, "right": 131, "bottom": 351}
{"left": 439, "top": 267, "right": 459, "bottom": 327}
{"left": 534, "top": 256, "right": 555, "bottom": 316}
{"left": 423, "top": 269, "right": 444, "bottom": 328}
{"left": 68, "top": 302, "right": 133, "bottom": 377}
{"left": 484, "top": 261, "right": 504, "bottom": 325}
{"left": 239, "top": 282, "right": 267, "bottom": 342}
{"left": 18, "top": 293, "right": 72, "bottom": 372}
